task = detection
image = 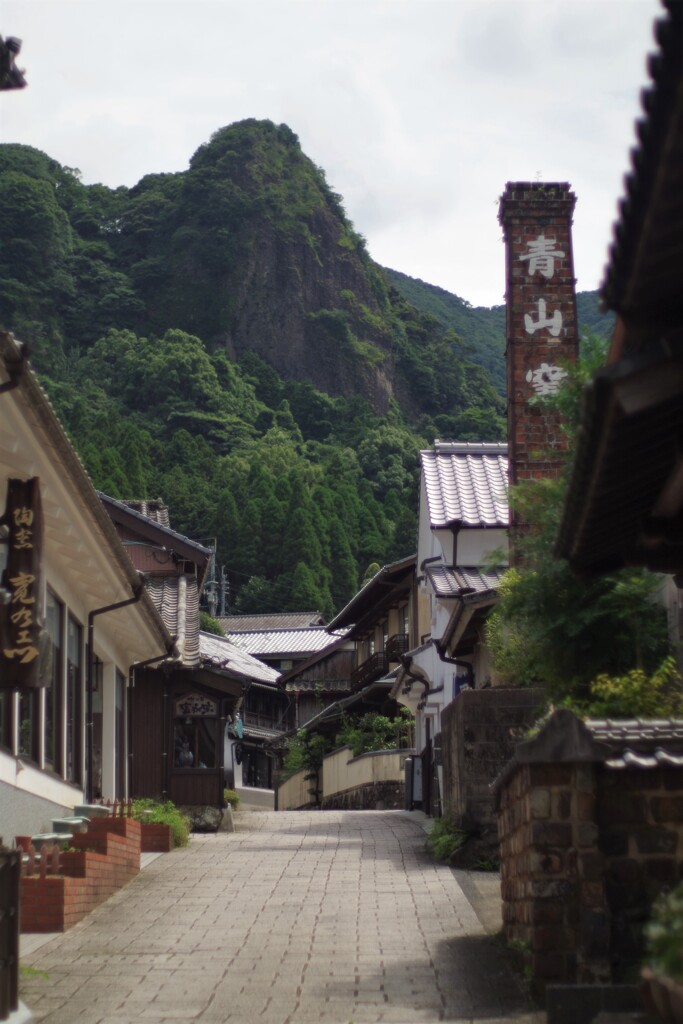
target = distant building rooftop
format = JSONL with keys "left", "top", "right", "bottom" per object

{"left": 224, "top": 626, "right": 339, "bottom": 660}
{"left": 219, "top": 611, "right": 324, "bottom": 632}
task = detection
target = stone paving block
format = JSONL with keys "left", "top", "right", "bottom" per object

{"left": 20, "top": 810, "right": 538, "bottom": 1024}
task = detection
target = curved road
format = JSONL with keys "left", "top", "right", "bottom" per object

{"left": 21, "top": 810, "right": 540, "bottom": 1023}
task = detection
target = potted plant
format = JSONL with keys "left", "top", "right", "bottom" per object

{"left": 642, "top": 883, "right": 683, "bottom": 1023}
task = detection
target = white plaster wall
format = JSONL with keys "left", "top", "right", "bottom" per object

{"left": 416, "top": 477, "right": 433, "bottom": 570}
{"left": 0, "top": 748, "right": 83, "bottom": 821}
{"left": 430, "top": 597, "right": 453, "bottom": 644}
{"left": 456, "top": 527, "right": 508, "bottom": 566}
{"left": 277, "top": 768, "right": 310, "bottom": 810}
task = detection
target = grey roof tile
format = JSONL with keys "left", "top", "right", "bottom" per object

{"left": 587, "top": 719, "right": 683, "bottom": 744}
{"left": 421, "top": 441, "right": 508, "bottom": 528}
{"left": 145, "top": 575, "right": 200, "bottom": 665}
{"left": 199, "top": 632, "right": 280, "bottom": 685}
{"left": 99, "top": 492, "right": 212, "bottom": 556}
{"left": 122, "top": 498, "right": 171, "bottom": 529}
{"left": 224, "top": 627, "right": 338, "bottom": 659}
{"left": 606, "top": 748, "right": 683, "bottom": 770}
{"left": 219, "top": 612, "right": 324, "bottom": 631}
{"left": 425, "top": 565, "right": 505, "bottom": 599}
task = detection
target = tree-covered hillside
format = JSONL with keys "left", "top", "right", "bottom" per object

{"left": 0, "top": 119, "right": 612, "bottom": 617}
{"left": 385, "top": 269, "right": 615, "bottom": 397}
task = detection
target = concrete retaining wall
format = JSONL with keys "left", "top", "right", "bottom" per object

{"left": 277, "top": 748, "right": 410, "bottom": 811}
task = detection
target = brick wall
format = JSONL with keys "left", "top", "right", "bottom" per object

{"left": 498, "top": 759, "right": 683, "bottom": 990}
{"left": 20, "top": 817, "right": 172, "bottom": 932}
{"left": 498, "top": 182, "right": 579, "bottom": 555}
{"left": 598, "top": 767, "right": 683, "bottom": 978}
{"left": 141, "top": 823, "right": 174, "bottom": 853}
{"left": 441, "top": 688, "right": 545, "bottom": 829}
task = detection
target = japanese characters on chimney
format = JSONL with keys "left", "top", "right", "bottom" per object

{"left": 498, "top": 182, "right": 579, "bottom": 507}
{"left": 1, "top": 477, "right": 45, "bottom": 689}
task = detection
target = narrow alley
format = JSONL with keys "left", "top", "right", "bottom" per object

{"left": 20, "top": 811, "right": 541, "bottom": 1024}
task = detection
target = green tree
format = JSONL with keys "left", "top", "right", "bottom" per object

{"left": 486, "top": 337, "right": 671, "bottom": 703}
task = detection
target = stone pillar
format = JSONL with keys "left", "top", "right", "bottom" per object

{"left": 498, "top": 759, "right": 610, "bottom": 992}
{"left": 498, "top": 183, "right": 579, "bottom": 549}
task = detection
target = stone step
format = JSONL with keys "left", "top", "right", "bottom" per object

{"left": 73, "top": 804, "right": 112, "bottom": 819}
{"left": 52, "top": 817, "right": 89, "bottom": 834}
{"left": 31, "top": 832, "right": 72, "bottom": 849}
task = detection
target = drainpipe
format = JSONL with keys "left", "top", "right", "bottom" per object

{"left": 399, "top": 652, "right": 431, "bottom": 705}
{"left": 127, "top": 640, "right": 178, "bottom": 799}
{"left": 435, "top": 641, "right": 475, "bottom": 691}
{"left": 162, "top": 678, "right": 169, "bottom": 800}
{"left": 87, "top": 581, "right": 145, "bottom": 802}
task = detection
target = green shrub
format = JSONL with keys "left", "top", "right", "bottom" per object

{"left": 427, "top": 816, "right": 467, "bottom": 862}
{"left": 335, "top": 709, "right": 413, "bottom": 757}
{"left": 131, "top": 798, "right": 190, "bottom": 848}
{"left": 559, "top": 656, "right": 683, "bottom": 720}
{"left": 645, "top": 882, "right": 683, "bottom": 982}
{"left": 224, "top": 788, "right": 240, "bottom": 810}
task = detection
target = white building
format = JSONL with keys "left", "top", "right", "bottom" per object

{"left": 0, "top": 332, "right": 173, "bottom": 841}
{"left": 393, "top": 440, "right": 508, "bottom": 805}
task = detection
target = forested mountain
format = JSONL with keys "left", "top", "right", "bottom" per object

{"left": 386, "top": 270, "right": 615, "bottom": 397}
{"left": 0, "top": 119, "right": 609, "bottom": 617}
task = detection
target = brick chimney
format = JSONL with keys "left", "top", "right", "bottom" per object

{"left": 498, "top": 183, "right": 579, "bottom": 541}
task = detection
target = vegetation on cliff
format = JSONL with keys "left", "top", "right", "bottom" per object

{"left": 0, "top": 120, "right": 608, "bottom": 616}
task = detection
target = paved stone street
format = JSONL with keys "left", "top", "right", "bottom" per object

{"left": 20, "top": 811, "right": 542, "bottom": 1023}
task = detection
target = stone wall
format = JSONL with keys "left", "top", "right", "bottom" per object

{"left": 321, "top": 780, "right": 404, "bottom": 810}
{"left": 497, "top": 757, "right": 683, "bottom": 990}
{"left": 441, "top": 688, "right": 545, "bottom": 829}
{"left": 498, "top": 761, "right": 608, "bottom": 990}
{"left": 598, "top": 765, "right": 683, "bottom": 979}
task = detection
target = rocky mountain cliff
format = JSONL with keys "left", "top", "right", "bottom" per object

{"left": 0, "top": 120, "right": 612, "bottom": 616}
{"left": 0, "top": 120, "right": 501, "bottom": 427}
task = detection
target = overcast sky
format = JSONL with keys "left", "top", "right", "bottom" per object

{"left": 2, "top": 0, "right": 662, "bottom": 308}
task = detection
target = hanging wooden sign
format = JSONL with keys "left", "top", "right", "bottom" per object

{"left": 1, "top": 477, "right": 45, "bottom": 689}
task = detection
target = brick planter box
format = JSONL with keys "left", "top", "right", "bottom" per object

{"left": 140, "top": 823, "right": 174, "bottom": 853}
{"left": 19, "top": 815, "right": 163, "bottom": 933}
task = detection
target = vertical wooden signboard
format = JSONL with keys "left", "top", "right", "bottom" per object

{"left": 1, "top": 477, "right": 44, "bottom": 688}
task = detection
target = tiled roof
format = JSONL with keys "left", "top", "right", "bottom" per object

{"left": 225, "top": 627, "right": 338, "bottom": 659}
{"left": 586, "top": 718, "right": 683, "bottom": 746}
{"left": 219, "top": 612, "right": 324, "bottom": 631}
{"left": 587, "top": 719, "right": 683, "bottom": 772}
{"left": 145, "top": 575, "right": 200, "bottom": 665}
{"left": 99, "top": 492, "right": 212, "bottom": 557}
{"left": 326, "top": 555, "right": 416, "bottom": 633}
{"left": 425, "top": 565, "right": 505, "bottom": 600}
{"left": 199, "top": 632, "right": 280, "bottom": 685}
{"left": 601, "top": 0, "right": 683, "bottom": 320}
{"left": 493, "top": 710, "right": 683, "bottom": 798}
{"left": 605, "top": 749, "right": 683, "bottom": 770}
{"left": 421, "top": 441, "right": 508, "bottom": 529}
{"left": 122, "top": 499, "right": 171, "bottom": 529}
{"left": 284, "top": 678, "right": 353, "bottom": 694}
{"left": 243, "top": 724, "right": 284, "bottom": 739}
{"left": 555, "top": 2, "right": 683, "bottom": 578}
